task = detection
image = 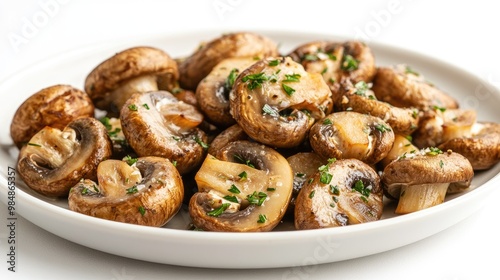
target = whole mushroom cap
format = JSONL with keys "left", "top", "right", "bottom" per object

{"left": 84, "top": 46, "right": 179, "bottom": 111}
{"left": 10, "top": 84, "right": 94, "bottom": 148}
{"left": 438, "top": 122, "right": 500, "bottom": 170}
{"left": 178, "top": 32, "right": 279, "bottom": 90}
{"left": 382, "top": 149, "right": 474, "bottom": 199}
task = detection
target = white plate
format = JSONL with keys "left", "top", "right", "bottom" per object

{"left": 1, "top": 30, "right": 499, "bottom": 269}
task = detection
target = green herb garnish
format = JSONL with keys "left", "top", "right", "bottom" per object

{"left": 207, "top": 203, "right": 230, "bottom": 217}
{"left": 228, "top": 184, "right": 241, "bottom": 194}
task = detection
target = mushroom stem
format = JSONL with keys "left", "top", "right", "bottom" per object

{"left": 395, "top": 183, "right": 449, "bottom": 214}
{"left": 110, "top": 75, "right": 159, "bottom": 111}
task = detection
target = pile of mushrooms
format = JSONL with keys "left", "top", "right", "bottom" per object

{"left": 10, "top": 31, "right": 499, "bottom": 232}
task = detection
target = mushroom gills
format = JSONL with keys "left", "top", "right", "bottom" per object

{"left": 189, "top": 141, "right": 293, "bottom": 232}
{"left": 24, "top": 126, "right": 78, "bottom": 169}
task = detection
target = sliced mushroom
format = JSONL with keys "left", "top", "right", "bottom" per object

{"left": 286, "top": 151, "right": 325, "bottom": 215}
{"left": 295, "top": 158, "right": 383, "bottom": 230}
{"left": 230, "top": 56, "right": 332, "bottom": 148}
{"left": 335, "top": 79, "right": 420, "bottom": 135}
{"left": 288, "top": 40, "right": 376, "bottom": 93}
{"left": 68, "top": 156, "right": 183, "bottom": 227}
{"left": 178, "top": 32, "right": 279, "bottom": 90}
{"left": 438, "top": 122, "right": 500, "bottom": 170}
{"left": 412, "top": 108, "right": 477, "bottom": 148}
{"left": 382, "top": 148, "right": 474, "bottom": 214}
{"left": 17, "top": 117, "right": 112, "bottom": 197}
{"left": 120, "top": 91, "right": 208, "bottom": 174}
{"left": 10, "top": 84, "right": 94, "bottom": 148}
{"left": 84, "top": 46, "right": 179, "bottom": 115}
{"left": 196, "top": 57, "right": 257, "bottom": 127}
{"left": 372, "top": 64, "right": 459, "bottom": 110}
{"left": 189, "top": 140, "right": 293, "bottom": 232}
{"left": 309, "top": 111, "right": 395, "bottom": 165}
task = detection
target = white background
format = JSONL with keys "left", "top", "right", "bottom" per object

{"left": 1, "top": 0, "right": 500, "bottom": 279}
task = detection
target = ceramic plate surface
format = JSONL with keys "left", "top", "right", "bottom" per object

{"left": 1, "top": 30, "right": 499, "bottom": 269}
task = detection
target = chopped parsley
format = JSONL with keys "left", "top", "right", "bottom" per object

{"left": 238, "top": 171, "right": 248, "bottom": 181}
{"left": 193, "top": 136, "right": 209, "bottom": 150}
{"left": 233, "top": 154, "right": 255, "bottom": 168}
{"left": 283, "top": 73, "right": 301, "bottom": 83}
{"left": 330, "top": 185, "right": 340, "bottom": 195}
{"left": 27, "top": 142, "right": 41, "bottom": 147}
{"left": 128, "top": 104, "right": 138, "bottom": 111}
{"left": 225, "top": 68, "right": 239, "bottom": 90}
{"left": 354, "top": 81, "right": 369, "bottom": 96}
{"left": 228, "top": 184, "right": 241, "bottom": 194}
{"left": 341, "top": 54, "right": 359, "bottom": 71}
{"left": 282, "top": 83, "right": 296, "bottom": 96}
{"left": 223, "top": 195, "right": 239, "bottom": 203}
{"left": 309, "top": 190, "right": 316, "bottom": 198}
{"left": 242, "top": 72, "right": 269, "bottom": 90}
{"left": 375, "top": 123, "right": 392, "bottom": 133}
{"left": 268, "top": 60, "right": 280, "bottom": 66}
{"left": 433, "top": 105, "right": 447, "bottom": 112}
{"left": 126, "top": 185, "right": 138, "bottom": 194}
{"left": 247, "top": 191, "right": 267, "bottom": 206}
{"left": 142, "top": 103, "right": 150, "bottom": 110}
{"left": 318, "top": 165, "right": 333, "bottom": 184}
{"left": 427, "top": 147, "right": 443, "bottom": 156}
{"left": 352, "top": 180, "right": 371, "bottom": 197}
{"left": 123, "top": 155, "right": 138, "bottom": 166}
{"left": 257, "top": 214, "right": 268, "bottom": 223}
{"left": 138, "top": 206, "right": 146, "bottom": 216}
{"left": 405, "top": 66, "right": 420, "bottom": 76}
{"left": 207, "top": 203, "right": 230, "bottom": 217}
{"left": 323, "top": 118, "right": 333, "bottom": 125}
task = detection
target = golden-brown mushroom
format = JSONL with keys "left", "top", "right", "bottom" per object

{"left": 230, "top": 56, "right": 332, "bottom": 148}
{"left": 309, "top": 111, "right": 395, "bottom": 165}
{"left": 288, "top": 40, "right": 376, "bottom": 93}
{"left": 295, "top": 158, "right": 383, "bottom": 230}
{"left": 372, "top": 64, "right": 459, "bottom": 110}
{"left": 189, "top": 140, "right": 293, "bottom": 232}
{"left": 17, "top": 117, "right": 112, "bottom": 197}
{"left": 334, "top": 79, "right": 420, "bottom": 135}
{"left": 68, "top": 156, "right": 183, "bottom": 227}
{"left": 207, "top": 124, "right": 249, "bottom": 156}
{"left": 382, "top": 148, "right": 474, "bottom": 214}
{"left": 178, "top": 32, "right": 279, "bottom": 90}
{"left": 412, "top": 108, "right": 477, "bottom": 148}
{"left": 10, "top": 84, "right": 94, "bottom": 148}
{"left": 84, "top": 46, "right": 179, "bottom": 115}
{"left": 438, "top": 122, "right": 500, "bottom": 170}
{"left": 120, "top": 91, "right": 208, "bottom": 175}
{"left": 196, "top": 57, "right": 257, "bottom": 127}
